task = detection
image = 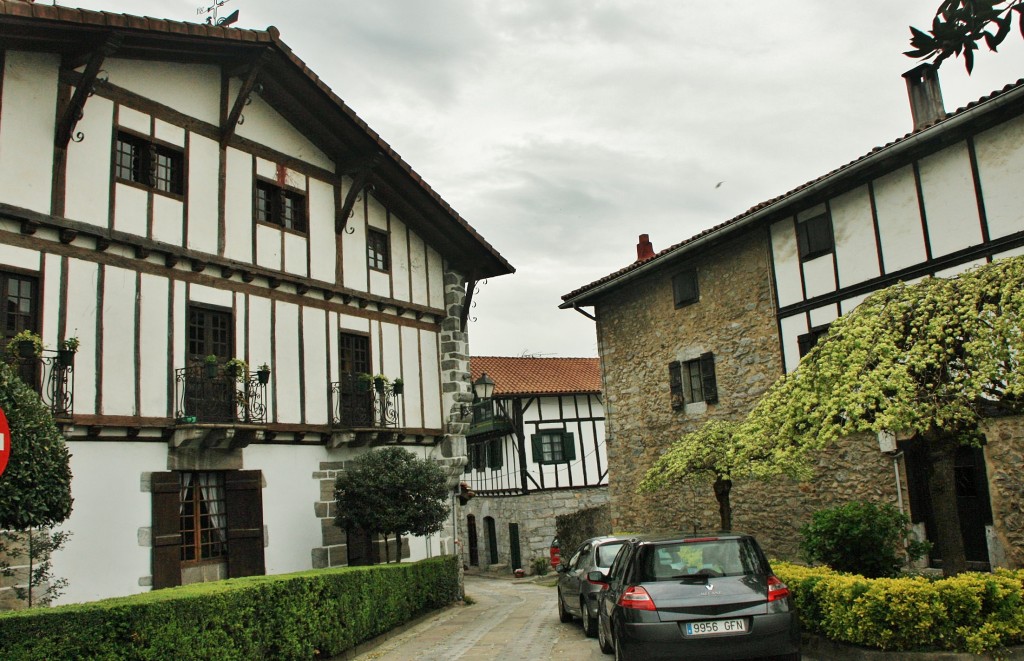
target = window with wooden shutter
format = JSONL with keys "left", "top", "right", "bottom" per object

{"left": 699, "top": 352, "right": 718, "bottom": 404}
{"left": 797, "top": 324, "right": 831, "bottom": 358}
{"left": 151, "top": 472, "right": 183, "bottom": 590}
{"left": 225, "top": 470, "right": 265, "bottom": 579}
{"left": 487, "top": 438, "right": 503, "bottom": 470}
{"left": 668, "top": 361, "right": 684, "bottom": 410}
{"left": 796, "top": 211, "right": 834, "bottom": 261}
{"left": 672, "top": 270, "right": 699, "bottom": 308}
{"left": 531, "top": 431, "right": 575, "bottom": 465}
{"left": 675, "top": 354, "right": 719, "bottom": 407}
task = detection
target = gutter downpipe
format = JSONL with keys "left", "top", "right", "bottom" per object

{"left": 559, "top": 83, "right": 1024, "bottom": 310}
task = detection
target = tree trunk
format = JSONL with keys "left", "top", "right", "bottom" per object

{"left": 713, "top": 477, "right": 732, "bottom": 532}
{"left": 924, "top": 432, "right": 967, "bottom": 576}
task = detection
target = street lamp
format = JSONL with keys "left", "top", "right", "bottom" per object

{"left": 472, "top": 373, "right": 495, "bottom": 400}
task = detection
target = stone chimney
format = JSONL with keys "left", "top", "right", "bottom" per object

{"left": 636, "top": 234, "right": 655, "bottom": 262}
{"left": 903, "top": 63, "right": 946, "bottom": 131}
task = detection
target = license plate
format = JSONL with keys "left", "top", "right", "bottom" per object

{"left": 684, "top": 618, "right": 747, "bottom": 637}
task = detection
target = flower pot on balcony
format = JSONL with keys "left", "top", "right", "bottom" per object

{"left": 392, "top": 380, "right": 404, "bottom": 395}
{"left": 204, "top": 362, "right": 219, "bottom": 378}
{"left": 257, "top": 368, "right": 271, "bottom": 385}
{"left": 374, "top": 377, "right": 386, "bottom": 393}
{"left": 57, "top": 349, "right": 75, "bottom": 367}
{"left": 18, "top": 339, "right": 36, "bottom": 359}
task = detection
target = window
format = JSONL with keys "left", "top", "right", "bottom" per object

{"left": 114, "top": 131, "right": 183, "bottom": 195}
{"left": 339, "top": 332, "right": 371, "bottom": 376}
{"left": 151, "top": 470, "right": 265, "bottom": 589}
{"left": 179, "top": 472, "right": 227, "bottom": 562}
{"left": 672, "top": 270, "right": 699, "bottom": 308}
{"left": 367, "top": 229, "right": 390, "bottom": 271}
{"left": 796, "top": 211, "right": 834, "bottom": 261}
{"left": 797, "top": 324, "right": 831, "bottom": 358}
{"left": 668, "top": 352, "right": 718, "bottom": 409}
{"left": 531, "top": 430, "right": 576, "bottom": 465}
{"left": 467, "top": 438, "right": 503, "bottom": 471}
{"left": 1, "top": 270, "right": 38, "bottom": 346}
{"left": 255, "top": 180, "right": 307, "bottom": 232}
{"left": 187, "top": 305, "right": 232, "bottom": 363}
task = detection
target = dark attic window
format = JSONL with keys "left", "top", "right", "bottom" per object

{"left": 672, "top": 269, "right": 699, "bottom": 308}
{"left": 796, "top": 210, "right": 834, "bottom": 261}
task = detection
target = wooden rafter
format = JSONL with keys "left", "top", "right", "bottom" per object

{"left": 221, "top": 49, "right": 273, "bottom": 147}
{"left": 460, "top": 278, "right": 477, "bottom": 332}
{"left": 55, "top": 33, "right": 123, "bottom": 149}
{"left": 336, "top": 168, "right": 370, "bottom": 234}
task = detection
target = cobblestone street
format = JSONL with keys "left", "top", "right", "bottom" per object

{"left": 352, "top": 575, "right": 605, "bottom": 661}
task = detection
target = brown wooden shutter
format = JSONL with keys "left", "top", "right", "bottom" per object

{"left": 151, "top": 471, "right": 182, "bottom": 590}
{"left": 700, "top": 352, "right": 718, "bottom": 404}
{"left": 668, "top": 361, "right": 684, "bottom": 410}
{"left": 225, "top": 470, "right": 265, "bottom": 578}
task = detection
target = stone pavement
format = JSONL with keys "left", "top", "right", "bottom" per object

{"left": 348, "top": 573, "right": 605, "bottom": 661}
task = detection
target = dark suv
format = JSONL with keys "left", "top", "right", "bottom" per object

{"left": 589, "top": 532, "right": 800, "bottom": 661}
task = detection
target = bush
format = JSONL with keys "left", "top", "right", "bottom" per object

{"left": 799, "top": 501, "right": 929, "bottom": 578}
{"left": 774, "top": 562, "right": 1024, "bottom": 653}
{"left": 531, "top": 556, "right": 549, "bottom": 576}
{"left": 0, "top": 555, "right": 460, "bottom": 660}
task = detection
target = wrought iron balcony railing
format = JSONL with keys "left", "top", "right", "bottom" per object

{"left": 9, "top": 350, "right": 74, "bottom": 419}
{"left": 329, "top": 374, "right": 402, "bottom": 429}
{"left": 467, "top": 399, "right": 513, "bottom": 437}
{"left": 174, "top": 363, "right": 267, "bottom": 425}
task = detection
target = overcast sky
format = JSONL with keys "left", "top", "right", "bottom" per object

{"left": 64, "top": 0, "right": 1024, "bottom": 359}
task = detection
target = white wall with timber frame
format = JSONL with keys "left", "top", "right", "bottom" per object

{"left": 770, "top": 112, "right": 1024, "bottom": 374}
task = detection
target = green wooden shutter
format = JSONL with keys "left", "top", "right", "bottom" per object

{"left": 487, "top": 438, "right": 503, "bottom": 469}
{"left": 700, "top": 352, "right": 718, "bottom": 404}
{"left": 225, "top": 470, "right": 265, "bottom": 579}
{"left": 561, "top": 432, "right": 576, "bottom": 462}
{"left": 531, "top": 433, "right": 543, "bottom": 463}
{"left": 151, "top": 472, "right": 182, "bottom": 590}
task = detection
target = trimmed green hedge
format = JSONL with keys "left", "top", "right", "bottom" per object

{"left": 0, "top": 555, "right": 460, "bottom": 660}
{"left": 775, "top": 562, "right": 1024, "bottom": 654}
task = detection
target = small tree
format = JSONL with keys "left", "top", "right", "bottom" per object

{"left": 739, "top": 256, "right": 1024, "bottom": 576}
{"left": 335, "top": 447, "right": 450, "bottom": 563}
{"left": 906, "top": 0, "right": 1024, "bottom": 73}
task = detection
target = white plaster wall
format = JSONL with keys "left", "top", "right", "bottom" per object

{"left": 993, "top": 245, "right": 1024, "bottom": 260}
{"left": 152, "top": 195, "right": 184, "bottom": 246}
{"left": 780, "top": 313, "right": 810, "bottom": 374}
{"left": 224, "top": 148, "right": 253, "bottom": 262}
{"left": 874, "top": 166, "right": 927, "bottom": 273}
{"left": 248, "top": 296, "right": 273, "bottom": 402}
{"left": 234, "top": 293, "right": 247, "bottom": 363}
{"left": 342, "top": 223, "right": 369, "bottom": 293}
{"left": 400, "top": 325, "right": 423, "bottom": 429}
{"left": 367, "top": 196, "right": 388, "bottom": 231}
{"left": 231, "top": 82, "right": 333, "bottom": 171}
{"left": 303, "top": 306, "right": 329, "bottom": 425}
{"left": 67, "top": 259, "right": 99, "bottom": 414}
{"left": 172, "top": 281, "right": 186, "bottom": 385}
{"left": 113, "top": 184, "right": 148, "bottom": 236}
{"left": 327, "top": 312, "right": 340, "bottom": 383}
{"left": 308, "top": 178, "right": 336, "bottom": 283}
{"left": 283, "top": 232, "right": 307, "bottom": 276}
{"left": 918, "top": 142, "right": 983, "bottom": 258}
{"left": 391, "top": 222, "right": 411, "bottom": 302}
{"left": 139, "top": 274, "right": 169, "bottom": 417}
{"left": 802, "top": 255, "right": 836, "bottom": 299}
{"left": 256, "top": 224, "right": 282, "bottom": 270}
{"left": 52, "top": 441, "right": 168, "bottom": 605}
{"left": 102, "top": 266, "right": 137, "bottom": 415}
{"left": 770, "top": 219, "right": 803, "bottom": 307}
{"left": 974, "top": 114, "right": 1024, "bottom": 241}
{"left": 118, "top": 106, "right": 149, "bottom": 135}
{"left": 104, "top": 60, "right": 220, "bottom": 125}
{"left": 187, "top": 133, "right": 220, "bottom": 254}
{"left": 831, "top": 186, "right": 880, "bottom": 288}
{"left": 934, "top": 258, "right": 986, "bottom": 278}
{"left": 41, "top": 254, "right": 61, "bottom": 346}
{"left": 409, "top": 232, "right": 429, "bottom": 307}
{"left": 154, "top": 120, "right": 184, "bottom": 148}
{"left": 339, "top": 314, "right": 370, "bottom": 334}
{"left": 189, "top": 283, "right": 232, "bottom": 309}
{"left": 369, "top": 269, "right": 391, "bottom": 299}
{"left": 65, "top": 96, "right": 114, "bottom": 228}
{"left": 420, "top": 330, "right": 443, "bottom": 429}
{"left": 840, "top": 292, "right": 871, "bottom": 315}
{"left": 0, "top": 51, "right": 57, "bottom": 214}
{"left": 274, "top": 302, "right": 301, "bottom": 423}
{"left": 808, "top": 303, "right": 839, "bottom": 329}
{"left": 427, "top": 247, "right": 445, "bottom": 309}
{"left": 0, "top": 242, "right": 40, "bottom": 272}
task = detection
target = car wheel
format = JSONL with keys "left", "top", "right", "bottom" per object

{"left": 597, "top": 611, "right": 613, "bottom": 654}
{"left": 613, "top": 628, "right": 631, "bottom": 661}
{"left": 557, "top": 590, "right": 573, "bottom": 623}
{"left": 581, "top": 599, "right": 597, "bottom": 637}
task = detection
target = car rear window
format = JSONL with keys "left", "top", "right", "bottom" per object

{"left": 596, "top": 542, "right": 625, "bottom": 567}
{"left": 637, "top": 539, "right": 766, "bottom": 581}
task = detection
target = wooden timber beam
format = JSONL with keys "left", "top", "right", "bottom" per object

{"left": 221, "top": 49, "right": 273, "bottom": 147}
{"left": 460, "top": 278, "right": 477, "bottom": 332}
{"left": 55, "top": 34, "right": 123, "bottom": 149}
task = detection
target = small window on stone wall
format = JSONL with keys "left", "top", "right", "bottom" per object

{"left": 668, "top": 353, "right": 718, "bottom": 410}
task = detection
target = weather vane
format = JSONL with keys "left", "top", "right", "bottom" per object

{"left": 197, "top": 0, "right": 239, "bottom": 27}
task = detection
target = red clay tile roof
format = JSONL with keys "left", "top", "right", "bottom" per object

{"left": 470, "top": 357, "right": 602, "bottom": 396}
{"left": 561, "top": 76, "right": 1024, "bottom": 305}
{"left": 0, "top": 1, "right": 513, "bottom": 279}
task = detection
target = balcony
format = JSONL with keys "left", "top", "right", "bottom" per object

{"left": 467, "top": 399, "right": 512, "bottom": 438}
{"left": 9, "top": 350, "right": 74, "bottom": 420}
{"left": 171, "top": 363, "right": 268, "bottom": 449}
{"left": 327, "top": 374, "right": 403, "bottom": 447}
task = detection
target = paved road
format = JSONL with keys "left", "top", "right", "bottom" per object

{"left": 353, "top": 574, "right": 605, "bottom": 661}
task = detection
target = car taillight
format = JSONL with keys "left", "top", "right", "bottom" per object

{"left": 767, "top": 575, "right": 790, "bottom": 602}
{"left": 617, "top": 585, "right": 656, "bottom": 611}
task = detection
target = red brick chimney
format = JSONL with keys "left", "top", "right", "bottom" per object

{"left": 636, "top": 234, "right": 655, "bottom": 262}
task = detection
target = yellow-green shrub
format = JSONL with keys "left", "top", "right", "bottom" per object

{"left": 774, "top": 562, "right": 1024, "bottom": 654}
{"left": 0, "top": 555, "right": 460, "bottom": 660}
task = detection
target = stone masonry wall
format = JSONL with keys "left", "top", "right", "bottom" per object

{"left": 981, "top": 415, "right": 1024, "bottom": 568}
{"left": 458, "top": 487, "right": 609, "bottom": 574}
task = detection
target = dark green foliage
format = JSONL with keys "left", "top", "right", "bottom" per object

{"left": 0, "top": 555, "right": 460, "bottom": 660}
{"left": 799, "top": 501, "right": 930, "bottom": 578}
{"left": 0, "top": 362, "right": 73, "bottom": 529}
{"left": 335, "top": 448, "right": 450, "bottom": 551}
{"left": 555, "top": 504, "right": 611, "bottom": 560}
{"left": 906, "top": 0, "right": 1024, "bottom": 73}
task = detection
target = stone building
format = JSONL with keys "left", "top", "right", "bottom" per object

{"left": 560, "top": 66, "right": 1024, "bottom": 569}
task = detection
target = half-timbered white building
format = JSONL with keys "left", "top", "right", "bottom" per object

{"left": 459, "top": 357, "right": 607, "bottom": 571}
{"left": 561, "top": 66, "right": 1024, "bottom": 570}
{"left": 0, "top": 1, "right": 512, "bottom": 606}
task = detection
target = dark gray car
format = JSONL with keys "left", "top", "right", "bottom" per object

{"left": 590, "top": 532, "right": 800, "bottom": 661}
{"left": 556, "top": 536, "right": 627, "bottom": 637}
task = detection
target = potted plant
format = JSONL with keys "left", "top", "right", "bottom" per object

{"left": 356, "top": 372, "right": 373, "bottom": 392}
{"left": 225, "top": 358, "right": 248, "bottom": 382}
{"left": 10, "top": 329, "right": 43, "bottom": 359}
{"left": 392, "top": 377, "right": 404, "bottom": 395}
{"left": 58, "top": 336, "right": 79, "bottom": 366}
{"left": 373, "top": 373, "right": 389, "bottom": 393}
{"left": 257, "top": 362, "right": 271, "bottom": 385}
{"left": 203, "top": 354, "right": 219, "bottom": 378}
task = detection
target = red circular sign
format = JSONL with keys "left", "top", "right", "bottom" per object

{"left": 0, "top": 407, "right": 10, "bottom": 478}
